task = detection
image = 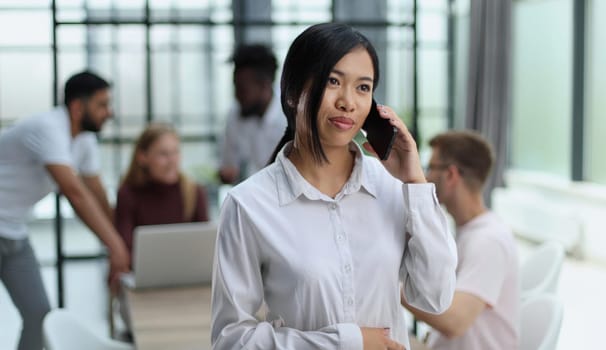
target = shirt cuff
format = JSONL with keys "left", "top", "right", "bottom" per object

{"left": 337, "top": 323, "right": 363, "bottom": 350}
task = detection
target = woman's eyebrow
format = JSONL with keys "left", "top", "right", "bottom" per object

{"left": 331, "top": 69, "right": 373, "bottom": 83}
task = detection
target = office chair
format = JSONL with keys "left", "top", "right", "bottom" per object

{"left": 43, "top": 309, "right": 134, "bottom": 350}
{"left": 520, "top": 240, "right": 565, "bottom": 300}
{"left": 519, "top": 294, "right": 564, "bottom": 350}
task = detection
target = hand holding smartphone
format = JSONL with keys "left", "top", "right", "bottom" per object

{"left": 362, "top": 99, "right": 397, "bottom": 160}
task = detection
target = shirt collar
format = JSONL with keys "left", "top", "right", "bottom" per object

{"left": 274, "top": 141, "right": 378, "bottom": 206}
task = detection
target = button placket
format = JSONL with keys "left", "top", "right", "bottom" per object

{"left": 341, "top": 248, "right": 355, "bottom": 320}
{"left": 328, "top": 201, "right": 356, "bottom": 321}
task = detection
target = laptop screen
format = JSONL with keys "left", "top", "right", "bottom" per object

{"left": 129, "top": 221, "right": 217, "bottom": 289}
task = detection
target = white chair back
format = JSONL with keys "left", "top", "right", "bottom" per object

{"left": 43, "top": 309, "right": 134, "bottom": 350}
{"left": 519, "top": 294, "right": 564, "bottom": 350}
{"left": 521, "top": 240, "right": 565, "bottom": 299}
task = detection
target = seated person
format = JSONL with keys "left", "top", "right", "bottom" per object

{"left": 114, "top": 122, "right": 210, "bottom": 263}
{"left": 401, "top": 130, "right": 519, "bottom": 350}
{"left": 113, "top": 123, "right": 210, "bottom": 338}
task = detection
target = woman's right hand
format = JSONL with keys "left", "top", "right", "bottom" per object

{"left": 362, "top": 104, "right": 426, "bottom": 184}
{"left": 361, "top": 327, "right": 406, "bottom": 350}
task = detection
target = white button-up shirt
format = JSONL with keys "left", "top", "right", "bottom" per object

{"left": 211, "top": 142, "right": 457, "bottom": 350}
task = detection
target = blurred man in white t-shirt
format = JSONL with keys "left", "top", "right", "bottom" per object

{"left": 402, "top": 130, "right": 519, "bottom": 350}
{"left": 0, "top": 71, "right": 129, "bottom": 350}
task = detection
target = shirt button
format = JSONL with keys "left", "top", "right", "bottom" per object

{"left": 344, "top": 264, "right": 351, "bottom": 273}
{"left": 330, "top": 203, "right": 337, "bottom": 210}
{"left": 347, "top": 298, "right": 354, "bottom": 306}
{"left": 337, "top": 234, "right": 344, "bottom": 242}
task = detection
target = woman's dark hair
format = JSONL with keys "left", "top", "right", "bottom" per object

{"left": 268, "top": 22, "right": 380, "bottom": 164}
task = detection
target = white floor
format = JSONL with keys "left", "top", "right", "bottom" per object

{"left": 1, "top": 224, "right": 605, "bottom": 349}
{"left": 517, "top": 240, "right": 606, "bottom": 350}
{"left": 559, "top": 259, "right": 606, "bottom": 349}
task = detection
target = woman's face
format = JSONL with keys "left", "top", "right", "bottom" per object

{"left": 138, "top": 132, "right": 181, "bottom": 185}
{"left": 315, "top": 47, "right": 374, "bottom": 151}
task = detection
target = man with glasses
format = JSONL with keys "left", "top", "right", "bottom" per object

{"left": 402, "top": 130, "right": 520, "bottom": 350}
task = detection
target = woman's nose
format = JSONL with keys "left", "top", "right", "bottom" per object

{"left": 336, "top": 92, "right": 354, "bottom": 112}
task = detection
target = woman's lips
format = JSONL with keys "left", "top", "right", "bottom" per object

{"left": 329, "top": 116, "right": 354, "bottom": 130}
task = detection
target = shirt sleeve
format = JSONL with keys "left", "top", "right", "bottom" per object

{"left": 23, "top": 119, "right": 72, "bottom": 166}
{"left": 211, "top": 195, "right": 363, "bottom": 350}
{"left": 456, "top": 235, "right": 507, "bottom": 307}
{"left": 400, "top": 183, "right": 458, "bottom": 314}
{"left": 114, "top": 185, "right": 136, "bottom": 260}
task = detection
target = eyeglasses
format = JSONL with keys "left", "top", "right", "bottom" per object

{"left": 424, "top": 163, "right": 450, "bottom": 174}
{"left": 424, "top": 163, "right": 465, "bottom": 175}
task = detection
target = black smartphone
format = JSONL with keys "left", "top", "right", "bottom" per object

{"left": 362, "top": 99, "right": 397, "bottom": 160}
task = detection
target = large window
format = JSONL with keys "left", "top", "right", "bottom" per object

{"left": 1, "top": 0, "right": 452, "bottom": 187}
{"left": 416, "top": 0, "right": 449, "bottom": 143}
{"left": 59, "top": 1, "right": 233, "bottom": 193}
{"left": 387, "top": 0, "right": 451, "bottom": 161}
{"left": 0, "top": 0, "right": 453, "bottom": 214}
{"left": 510, "top": 0, "right": 606, "bottom": 186}
{"left": 510, "top": 0, "right": 572, "bottom": 178}
{"left": 452, "top": 0, "right": 470, "bottom": 130}
{"left": 0, "top": 2, "right": 53, "bottom": 126}
{"left": 586, "top": 0, "right": 606, "bottom": 184}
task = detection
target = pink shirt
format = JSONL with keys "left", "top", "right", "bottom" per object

{"left": 428, "top": 211, "right": 520, "bottom": 350}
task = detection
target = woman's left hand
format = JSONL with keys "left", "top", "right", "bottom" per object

{"left": 362, "top": 104, "right": 426, "bottom": 184}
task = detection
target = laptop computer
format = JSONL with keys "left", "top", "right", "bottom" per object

{"left": 120, "top": 221, "right": 217, "bottom": 290}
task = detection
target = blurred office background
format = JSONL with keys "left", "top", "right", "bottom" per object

{"left": 0, "top": 0, "right": 605, "bottom": 349}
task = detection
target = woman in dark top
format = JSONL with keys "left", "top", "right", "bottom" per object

{"left": 114, "top": 123, "right": 209, "bottom": 261}
{"left": 112, "top": 123, "right": 210, "bottom": 338}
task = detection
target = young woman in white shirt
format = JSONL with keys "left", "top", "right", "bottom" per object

{"left": 211, "top": 22, "right": 457, "bottom": 350}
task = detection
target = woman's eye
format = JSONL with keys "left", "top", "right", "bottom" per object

{"left": 359, "top": 84, "right": 371, "bottom": 92}
{"left": 328, "top": 77, "right": 339, "bottom": 86}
